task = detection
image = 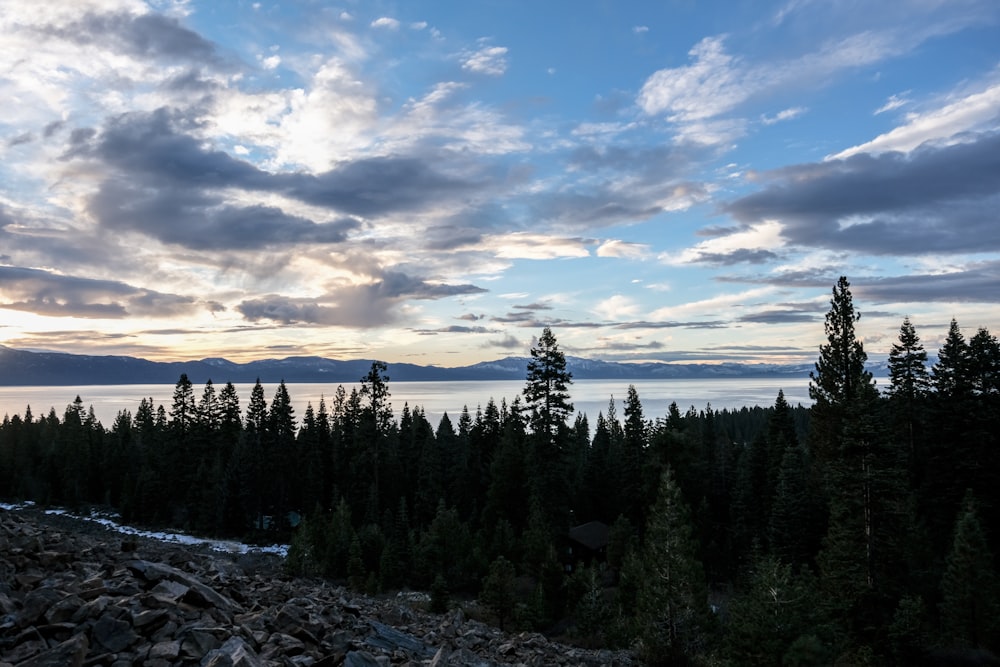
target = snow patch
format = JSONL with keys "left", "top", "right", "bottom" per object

{"left": 4, "top": 505, "right": 289, "bottom": 557}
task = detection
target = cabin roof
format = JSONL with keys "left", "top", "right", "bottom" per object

{"left": 567, "top": 520, "right": 610, "bottom": 552}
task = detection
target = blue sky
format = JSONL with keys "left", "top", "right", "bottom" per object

{"left": 1, "top": 0, "right": 998, "bottom": 367}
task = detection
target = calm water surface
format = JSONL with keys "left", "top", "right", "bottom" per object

{"left": 0, "top": 378, "right": 820, "bottom": 427}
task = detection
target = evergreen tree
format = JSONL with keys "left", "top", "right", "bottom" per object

{"left": 939, "top": 491, "right": 999, "bottom": 652}
{"left": 484, "top": 399, "right": 530, "bottom": 531}
{"left": 636, "top": 467, "right": 712, "bottom": 665}
{"left": 244, "top": 379, "right": 268, "bottom": 529}
{"left": 809, "top": 277, "right": 908, "bottom": 652}
{"left": 724, "top": 553, "right": 820, "bottom": 666}
{"left": 481, "top": 556, "right": 518, "bottom": 631}
{"left": 888, "top": 317, "right": 930, "bottom": 403}
{"left": 768, "top": 442, "right": 814, "bottom": 568}
{"left": 887, "top": 317, "right": 929, "bottom": 481}
{"left": 933, "top": 319, "right": 972, "bottom": 399}
{"left": 808, "top": 276, "right": 874, "bottom": 466}
{"left": 169, "top": 374, "right": 196, "bottom": 436}
{"left": 622, "top": 385, "right": 646, "bottom": 526}
{"left": 969, "top": 327, "right": 1000, "bottom": 396}
{"left": 523, "top": 327, "right": 573, "bottom": 442}
{"left": 358, "top": 361, "right": 393, "bottom": 518}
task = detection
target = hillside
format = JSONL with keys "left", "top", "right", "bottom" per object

{"left": 0, "top": 506, "right": 633, "bottom": 666}
{"left": 0, "top": 344, "right": 833, "bottom": 386}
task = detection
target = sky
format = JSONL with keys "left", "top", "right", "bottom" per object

{"left": 1, "top": 0, "right": 999, "bottom": 368}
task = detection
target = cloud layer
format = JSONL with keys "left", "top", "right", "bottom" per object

{"left": 0, "top": 0, "right": 998, "bottom": 365}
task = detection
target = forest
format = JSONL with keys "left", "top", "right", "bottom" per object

{"left": 1, "top": 277, "right": 998, "bottom": 665}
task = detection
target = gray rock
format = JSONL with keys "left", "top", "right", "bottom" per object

{"left": 200, "top": 636, "right": 261, "bottom": 667}
{"left": 0, "top": 510, "right": 635, "bottom": 667}
{"left": 92, "top": 611, "right": 139, "bottom": 652}
{"left": 11, "top": 632, "right": 88, "bottom": 667}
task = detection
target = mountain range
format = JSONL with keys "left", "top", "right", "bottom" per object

{"left": 1, "top": 344, "right": 885, "bottom": 386}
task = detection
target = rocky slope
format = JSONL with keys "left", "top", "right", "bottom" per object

{"left": 0, "top": 509, "right": 634, "bottom": 666}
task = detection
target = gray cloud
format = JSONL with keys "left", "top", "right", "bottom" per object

{"left": 567, "top": 144, "right": 693, "bottom": 181}
{"left": 738, "top": 309, "right": 821, "bottom": 324}
{"left": 89, "top": 180, "right": 358, "bottom": 250}
{"left": 416, "top": 325, "right": 498, "bottom": 334}
{"left": 43, "top": 11, "right": 221, "bottom": 65}
{"left": 694, "top": 248, "right": 781, "bottom": 265}
{"left": 489, "top": 312, "right": 606, "bottom": 329}
{"left": 237, "top": 297, "right": 344, "bottom": 326}
{"left": 528, "top": 191, "right": 674, "bottom": 228}
{"left": 7, "top": 133, "right": 33, "bottom": 147}
{"left": 614, "top": 320, "right": 728, "bottom": 330}
{"left": 697, "top": 224, "right": 745, "bottom": 238}
{"left": 485, "top": 335, "right": 522, "bottom": 349}
{"left": 586, "top": 340, "right": 667, "bottom": 352}
{"left": 724, "top": 132, "right": 1000, "bottom": 255}
{"left": 76, "top": 109, "right": 484, "bottom": 250}
{"left": 725, "top": 263, "right": 1000, "bottom": 307}
{"left": 283, "top": 158, "right": 481, "bottom": 218}
{"left": 520, "top": 142, "right": 713, "bottom": 230}
{"left": 854, "top": 263, "right": 1000, "bottom": 304}
{"left": 43, "top": 121, "right": 66, "bottom": 138}
{"left": 237, "top": 271, "right": 487, "bottom": 327}
{"left": 0, "top": 266, "right": 199, "bottom": 318}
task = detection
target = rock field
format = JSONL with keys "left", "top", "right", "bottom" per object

{"left": 0, "top": 508, "right": 634, "bottom": 666}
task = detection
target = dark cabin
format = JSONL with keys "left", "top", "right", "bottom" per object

{"left": 561, "top": 520, "right": 610, "bottom": 572}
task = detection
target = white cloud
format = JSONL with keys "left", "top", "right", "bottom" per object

{"left": 638, "top": 36, "right": 744, "bottom": 122}
{"left": 411, "top": 21, "right": 428, "bottom": 30}
{"left": 387, "top": 81, "right": 529, "bottom": 155}
{"left": 761, "top": 106, "right": 806, "bottom": 125}
{"left": 650, "top": 287, "right": 776, "bottom": 320}
{"left": 571, "top": 121, "right": 633, "bottom": 138}
{"left": 371, "top": 17, "right": 400, "bottom": 30}
{"left": 259, "top": 54, "right": 281, "bottom": 70}
{"left": 596, "top": 240, "right": 651, "bottom": 259}
{"left": 272, "top": 58, "right": 379, "bottom": 171}
{"left": 633, "top": 25, "right": 649, "bottom": 34}
{"left": 483, "top": 233, "right": 590, "bottom": 260}
{"left": 672, "top": 118, "right": 747, "bottom": 146}
{"left": 594, "top": 294, "right": 640, "bottom": 321}
{"left": 462, "top": 45, "right": 508, "bottom": 76}
{"left": 874, "top": 92, "right": 910, "bottom": 115}
{"left": 771, "top": 0, "right": 815, "bottom": 26}
{"left": 638, "top": 19, "right": 974, "bottom": 135}
{"left": 830, "top": 82, "right": 1000, "bottom": 159}
{"left": 660, "top": 221, "right": 785, "bottom": 265}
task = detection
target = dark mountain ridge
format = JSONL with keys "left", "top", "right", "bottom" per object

{"left": 0, "top": 344, "right": 881, "bottom": 386}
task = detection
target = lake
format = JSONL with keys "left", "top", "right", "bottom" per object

{"left": 0, "top": 378, "right": 821, "bottom": 427}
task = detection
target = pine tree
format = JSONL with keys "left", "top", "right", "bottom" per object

{"left": 939, "top": 491, "right": 999, "bottom": 651}
{"left": 969, "top": 327, "right": 1000, "bottom": 396}
{"left": 724, "top": 553, "right": 819, "bottom": 666}
{"left": 769, "top": 442, "right": 813, "bottom": 568}
{"left": 523, "top": 327, "right": 573, "bottom": 442}
{"left": 887, "top": 317, "right": 929, "bottom": 481}
{"left": 481, "top": 556, "right": 518, "bottom": 631}
{"left": 358, "top": 361, "right": 393, "bottom": 518}
{"left": 622, "top": 385, "right": 646, "bottom": 526}
{"left": 636, "top": 466, "right": 712, "bottom": 665}
{"left": 808, "top": 276, "right": 874, "bottom": 466}
{"left": 888, "top": 317, "right": 930, "bottom": 403}
{"left": 933, "top": 319, "right": 972, "bottom": 399}
{"left": 170, "top": 374, "right": 196, "bottom": 436}
{"left": 809, "top": 278, "right": 907, "bottom": 651}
